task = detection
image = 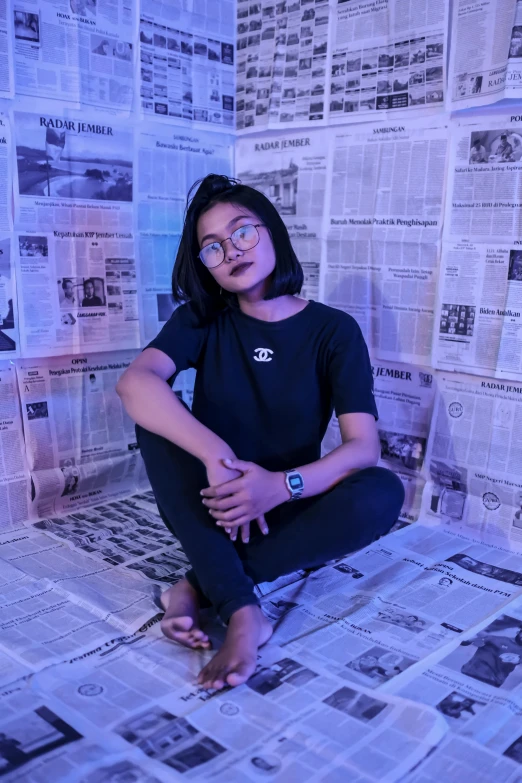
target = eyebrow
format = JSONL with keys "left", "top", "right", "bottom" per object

{"left": 200, "top": 214, "right": 255, "bottom": 246}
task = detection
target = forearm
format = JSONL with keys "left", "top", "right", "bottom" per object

{"left": 117, "top": 369, "right": 233, "bottom": 465}
{"left": 290, "top": 437, "right": 380, "bottom": 500}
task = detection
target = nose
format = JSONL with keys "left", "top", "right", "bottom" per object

{"left": 223, "top": 237, "right": 244, "bottom": 263}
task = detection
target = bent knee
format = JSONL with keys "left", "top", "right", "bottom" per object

{"left": 341, "top": 466, "right": 405, "bottom": 515}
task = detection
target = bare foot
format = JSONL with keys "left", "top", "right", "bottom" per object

{"left": 197, "top": 605, "right": 273, "bottom": 690}
{"left": 159, "top": 578, "right": 211, "bottom": 650}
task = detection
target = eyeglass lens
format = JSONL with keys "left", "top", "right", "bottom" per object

{"left": 200, "top": 224, "right": 260, "bottom": 268}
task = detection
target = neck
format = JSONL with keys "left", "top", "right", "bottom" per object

{"left": 237, "top": 292, "right": 307, "bottom": 322}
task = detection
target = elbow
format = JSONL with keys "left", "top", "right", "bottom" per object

{"left": 115, "top": 370, "right": 131, "bottom": 399}
{"left": 365, "top": 434, "right": 381, "bottom": 467}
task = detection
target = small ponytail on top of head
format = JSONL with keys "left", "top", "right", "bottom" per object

{"left": 185, "top": 174, "right": 239, "bottom": 219}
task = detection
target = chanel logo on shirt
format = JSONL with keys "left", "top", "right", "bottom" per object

{"left": 253, "top": 348, "right": 273, "bottom": 362}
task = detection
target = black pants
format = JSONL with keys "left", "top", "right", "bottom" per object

{"left": 137, "top": 424, "right": 405, "bottom": 625}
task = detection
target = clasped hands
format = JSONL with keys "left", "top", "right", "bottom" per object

{"left": 201, "top": 458, "right": 290, "bottom": 544}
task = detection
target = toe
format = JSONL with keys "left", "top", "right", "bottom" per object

{"left": 226, "top": 662, "right": 254, "bottom": 687}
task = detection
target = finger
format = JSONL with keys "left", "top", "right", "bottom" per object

{"left": 201, "top": 476, "right": 247, "bottom": 498}
{"left": 222, "top": 458, "right": 252, "bottom": 472}
{"left": 224, "top": 526, "right": 237, "bottom": 542}
{"left": 256, "top": 514, "right": 269, "bottom": 536}
{"left": 241, "top": 522, "right": 251, "bottom": 544}
{"left": 211, "top": 505, "right": 249, "bottom": 523}
{"left": 203, "top": 494, "right": 244, "bottom": 511}
{"left": 220, "top": 514, "right": 251, "bottom": 528}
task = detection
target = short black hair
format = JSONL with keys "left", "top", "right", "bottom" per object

{"left": 62, "top": 278, "right": 73, "bottom": 289}
{"left": 171, "top": 174, "right": 303, "bottom": 319}
{"left": 84, "top": 278, "right": 94, "bottom": 287}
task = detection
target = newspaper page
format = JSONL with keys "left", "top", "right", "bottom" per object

{"left": 236, "top": 128, "right": 328, "bottom": 300}
{"left": 418, "top": 371, "right": 522, "bottom": 551}
{"left": 0, "top": 525, "right": 159, "bottom": 638}
{"left": 0, "top": 113, "right": 12, "bottom": 233}
{"left": 236, "top": 0, "right": 332, "bottom": 131}
{"left": 0, "top": 237, "right": 20, "bottom": 358}
{"left": 403, "top": 735, "right": 522, "bottom": 783}
{"left": 433, "top": 115, "right": 522, "bottom": 379}
{"left": 393, "top": 593, "right": 522, "bottom": 777}
{"left": 16, "top": 351, "right": 144, "bottom": 518}
{"left": 448, "top": 0, "right": 522, "bottom": 110}
{"left": 0, "top": 687, "right": 164, "bottom": 783}
{"left": 32, "top": 496, "right": 189, "bottom": 576}
{"left": 324, "top": 119, "right": 447, "bottom": 363}
{"left": 329, "top": 0, "right": 447, "bottom": 124}
{"left": 15, "top": 228, "right": 140, "bottom": 356}
{"left": 264, "top": 523, "right": 522, "bottom": 680}
{"left": 0, "top": 0, "right": 13, "bottom": 97}
{"left": 13, "top": 0, "right": 136, "bottom": 109}
{"left": 0, "top": 361, "right": 31, "bottom": 530}
{"left": 322, "top": 359, "right": 435, "bottom": 524}
{"left": 32, "top": 634, "right": 446, "bottom": 782}
{"left": 137, "top": 124, "right": 233, "bottom": 344}
{"left": 13, "top": 109, "right": 133, "bottom": 232}
{"left": 139, "top": 0, "right": 235, "bottom": 128}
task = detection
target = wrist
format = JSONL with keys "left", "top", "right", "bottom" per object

{"left": 201, "top": 442, "right": 236, "bottom": 469}
{"left": 275, "top": 471, "right": 292, "bottom": 503}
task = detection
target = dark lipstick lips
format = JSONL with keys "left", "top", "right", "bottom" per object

{"left": 230, "top": 262, "right": 253, "bottom": 276}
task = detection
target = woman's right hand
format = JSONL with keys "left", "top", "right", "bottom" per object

{"left": 204, "top": 457, "right": 269, "bottom": 543}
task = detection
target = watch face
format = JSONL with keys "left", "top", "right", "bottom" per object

{"left": 289, "top": 474, "right": 304, "bottom": 490}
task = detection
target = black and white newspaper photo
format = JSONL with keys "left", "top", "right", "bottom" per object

{"left": 236, "top": 128, "right": 327, "bottom": 299}
{"left": 449, "top": 0, "right": 522, "bottom": 110}
{"left": 14, "top": 0, "right": 136, "bottom": 109}
{"left": 324, "top": 119, "right": 447, "bottom": 363}
{"left": 13, "top": 110, "right": 133, "bottom": 233}
{"left": 139, "top": 0, "right": 235, "bottom": 128}
{"left": 16, "top": 350, "right": 147, "bottom": 517}
{"left": 136, "top": 124, "right": 233, "bottom": 344}
{"left": 329, "top": 0, "right": 447, "bottom": 124}
{"left": 236, "top": 0, "right": 331, "bottom": 131}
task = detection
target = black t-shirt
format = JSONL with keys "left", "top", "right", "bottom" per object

{"left": 146, "top": 300, "right": 377, "bottom": 472}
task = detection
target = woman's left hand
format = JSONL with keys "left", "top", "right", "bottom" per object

{"left": 200, "top": 458, "right": 289, "bottom": 529}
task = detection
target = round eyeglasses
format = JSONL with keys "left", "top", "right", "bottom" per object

{"left": 198, "top": 223, "right": 264, "bottom": 268}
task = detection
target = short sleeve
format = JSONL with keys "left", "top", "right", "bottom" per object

{"left": 145, "top": 302, "right": 207, "bottom": 373}
{"left": 327, "top": 315, "right": 378, "bottom": 420}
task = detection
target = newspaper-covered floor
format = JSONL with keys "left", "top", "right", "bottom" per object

{"left": 3, "top": 493, "right": 522, "bottom": 780}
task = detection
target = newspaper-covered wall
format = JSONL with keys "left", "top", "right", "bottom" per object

{"left": 235, "top": 0, "right": 332, "bottom": 131}
{"left": 433, "top": 114, "right": 522, "bottom": 381}
{"left": 330, "top": 0, "right": 447, "bottom": 124}
{"left": 138, "top": 0, "right": 235, "bottom": 128}
{"left": 13, "top": 0, "right": 136, "bottom": 109}
{"left": 235, "top": 128, "right": 328, "bottom": 300}
{"left": 16, "top": 350, "right": 145, "bottom": 518}
{"left": 324, "top": 118, "right": 447, "bottom": 363}
{"left": 419, "top": 371, "right": 522, "bottom": 551}
{"left": 448, "top": 0, "right": 522, "bottom": 111}
{"left": 137, "top": 124, "right": 233, "bottom": 343}
{"left": 322, "top": 358, "right": 435, "bottom": 524}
